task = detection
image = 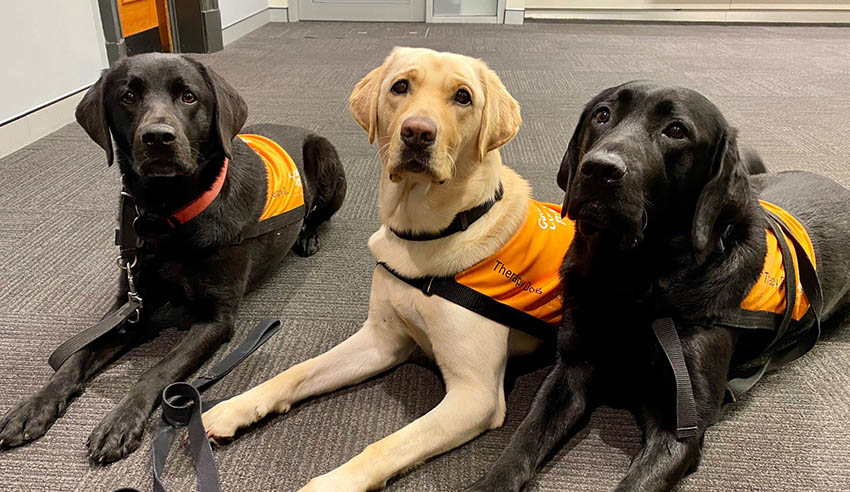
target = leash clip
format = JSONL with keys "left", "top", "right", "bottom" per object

{"left": 117, "top": 254, "right": 143, "bottom": 323}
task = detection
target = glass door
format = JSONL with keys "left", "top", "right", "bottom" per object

{"left": 298, "top": 0, "right": 426, "bottom": 21}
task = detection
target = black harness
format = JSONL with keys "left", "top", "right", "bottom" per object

{"left": 653, "top": 208, "right": 823, "bottom": 439}
{"left": 46, "top": 187, "right": 305, "bottom": 491}
{"left": 48, "top": 190, "right": 304, "bottom": 370}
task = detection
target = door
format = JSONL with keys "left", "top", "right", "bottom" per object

{"left": 117, "top": 0, "right": 172, "bottom": 55}
{"left": 298, "top": 0, "right": 426, "bottom": 22}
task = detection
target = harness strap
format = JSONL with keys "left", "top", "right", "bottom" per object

{"left": 651, "top": 318, "right": 699, "bottom": 440}
{"left": 238, "top": 204, "right": 306, "bottom": 243}
{"left": 726, "top": 211, "right": 822, "bottom": 398}
{"left": 117, "top": 319, "right": 282, "bottom": 492}
{"left": 390, "top": 183, "right": 504, "bottom": 241}
{"left": 378, "top": 263, "right": 556, "bottom": 344}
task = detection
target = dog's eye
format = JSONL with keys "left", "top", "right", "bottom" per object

{"left": 181, "top": 90, "right": 198, "bottom": 104}
{"left": 593, "top": 107, "right": 610, "bottom": 124}
{"left": 453, "top": 89, "right": 472, "bottom": 106}
{"left": 663, "top": 122, "right": 688, "bottom": 139}
{"left": 391, "top": 80, "right": 409, "bottom": 95}
{"left": 120, "top": 91, "right": 137, "bottom": 105}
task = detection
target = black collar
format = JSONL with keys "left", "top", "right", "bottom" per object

{"left": 390, "top": 182, "right": 504, "bottom": 241}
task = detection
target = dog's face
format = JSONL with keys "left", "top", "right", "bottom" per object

{"left": 75, "top": 53, "right": 247, "bottom": 177}
{"left": 349, "top": 47, "right": 521, "bottom": 184}
{"left": 560, "top": 81, "right": 748, "bottom": 256}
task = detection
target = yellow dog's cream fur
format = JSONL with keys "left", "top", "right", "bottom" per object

{"left": 202, "top": 47, "right": 543, "bottom": 491}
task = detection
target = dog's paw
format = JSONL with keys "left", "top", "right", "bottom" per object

{"left": 202, "top": 395, "right": 267, "bottom": 444}
{"left": 87, "top": 404, "right": 146, "bottom": 463}
{"left": 0, "top": 392, "right": 67, "bottom": 448}
{"left": 292, "top": 232, "right": 320, "bottom": 257}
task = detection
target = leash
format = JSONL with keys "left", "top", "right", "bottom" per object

{"left": 49, "top": 192, "right": 143, "bottom": 370}
{"left": 118, "top": 318, "right": 282, "bottom": 492}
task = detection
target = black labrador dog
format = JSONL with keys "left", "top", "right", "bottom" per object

{"left": 465, "top": 81, "right": 850, "bottom": 491}
{"left": 0, "top": 53, "right": 346, "bottom": 463}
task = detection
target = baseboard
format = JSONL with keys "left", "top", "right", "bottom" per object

{"left": 505, "top": 8, "right": 524, "bottom": 25}
{"left": 0, "top": 90, "right": 88, "bottom": 160}
{"left": 525, "top": 8, "right": 850, "bottom": 24}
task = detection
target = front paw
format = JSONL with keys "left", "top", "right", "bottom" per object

{"left": 0, "top": 392, "right": 68, "bottom": 448}
{"left": 87, "top": 404, "right": 147, "bottom": 463}
{"left": 202, "top": 394, "right": 270, "bottom": 444}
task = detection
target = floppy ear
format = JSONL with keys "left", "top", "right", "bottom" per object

{"left": 75, "top": 73, "right": 114, "bottom": 166}
{"left": 477, "top": 67, "right": 521, "bottom": 161}
{"left": 349, "top": 64, "right": 385, "bottom": 144}
{"left": 691, "top": 128, "right": 750, "bottom": 260}
{"left": 191, "top": 58, "right": 247, "bottom": 159}
{"left": 558, "top": 104, "right": 592, "bottom": 218}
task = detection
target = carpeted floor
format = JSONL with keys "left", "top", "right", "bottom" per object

{"left": 2, "top": 20, "right": 850, "bottom": 492}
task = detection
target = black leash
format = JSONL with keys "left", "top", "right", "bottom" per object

{"left": 49, "top": 192, "right": 143, "bottom": 370}
{"left": 390, "top": 183, "right": 504, "bottom": 241}
{"left": 120, "top": 319, "right": 282, "bottom": 492}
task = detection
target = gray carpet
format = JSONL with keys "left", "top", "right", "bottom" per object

{"left": 1, "top": 20, "right": 850, "bottom": 492}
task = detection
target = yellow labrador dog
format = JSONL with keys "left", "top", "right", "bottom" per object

{"left": 203, "top": 47, "right": 567, "bottom": 491}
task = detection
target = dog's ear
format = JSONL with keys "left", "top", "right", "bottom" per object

{"left": 76, "top": 73, "right": 114, "bottom": 166}
{"left": 477, "top": 66, "right": 521, "bottom": 161}
{"left": 349, "top": 60, "right": 388, "bottom": 144}
{"left": 691, "top": 127, "right": 750, "bottom": 261}
{"left": 192, "top": 59, "right": 247, "bottom": 159}
{"left": 558, "top": 104, "right": 592, "bottom": 218}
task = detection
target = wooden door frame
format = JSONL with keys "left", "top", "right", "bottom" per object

{"left": 96, "top": 0, "right": 185, "bottom": 64}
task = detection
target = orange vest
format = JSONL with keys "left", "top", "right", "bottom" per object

{"left": 739, "top": 200, "right": 816, "bottom": 320}
{"left": 454, "top": 200, "right": 574, "bottom": 326}
{"left": 238, "top": 134, "right": 305, "bottom": 221}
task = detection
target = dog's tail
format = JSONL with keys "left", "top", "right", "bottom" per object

{"left": 743, "top": 148, "right": 767, "bottom": 175}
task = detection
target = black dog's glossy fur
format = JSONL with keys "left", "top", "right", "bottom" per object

{"left": 0, "top": 54, "right": 346, "bottom": 463}
{"left": 466, "top": 81, "right": 850, "bottom": 491}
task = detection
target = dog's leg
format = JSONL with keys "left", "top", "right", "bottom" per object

{"left": 86, "top": 314, "right": 235, "bottom": 463}
{"left": 0, "top": 328, "right": 136, "bottom": 449}
{"left": 293, "top": 135, "right": 346, "bottom": 257}
{"left": 297, "top": 315, "right": 512, "bottom": 492}
{"left": 463, "top": 354, "right": 595, "bottom": 492}
{"left": 0, "top": 278, "right": 141, "bottom": 448}
{"left": 202, "top": 310, "right": 415, "bottom": 441}
{"left": 614, "top": 326, "right": 733, "bottom": 492}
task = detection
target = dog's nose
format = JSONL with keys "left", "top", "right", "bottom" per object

{"left": 580, "top": 155, "right": 627, "bottom": 184}
{"left": 400, "top": 117, "right": 437, "bottom": 149}
{"left": 141, "top": 124, "right": 177, "bottom": 147}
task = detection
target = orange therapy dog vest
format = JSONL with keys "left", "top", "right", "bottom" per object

{"left": 381, "top": 200, "right": 574, "bottom": 342}
{"left": 737, "top": 200, "right": 816, "bottom": 320}
{"left": 454, "top": 200, "right": 574, "bottom": 326}
{"left": 238, "top": 134, "right": 305, "bottom": 221}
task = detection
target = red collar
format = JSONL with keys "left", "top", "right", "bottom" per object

{"left": 166, "top": 158, "right": 229, "bottom": 228}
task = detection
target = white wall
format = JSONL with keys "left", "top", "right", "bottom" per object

{"left": 220, "top": 0, "right": 269, "bottom": 27}
{"left": 269, "top": 0, "right": 288, "bottom": 7}
{"left": 0, "top": 0, "right": 108, "bottom": 125}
